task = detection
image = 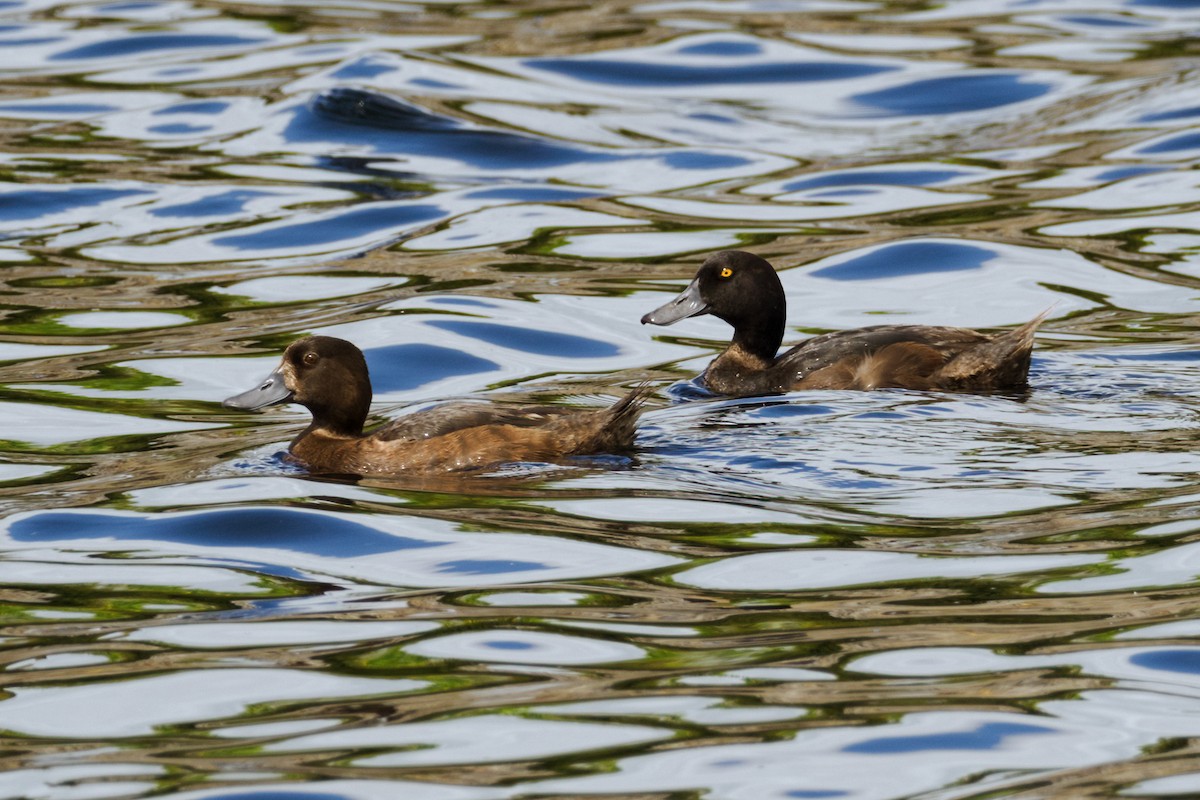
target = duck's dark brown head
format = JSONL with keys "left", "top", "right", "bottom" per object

{"left": 224, "top": 335, "right": 372, "bottom": 436}
{"left": 641, "top": 250, "right": 787, "bottom": 361}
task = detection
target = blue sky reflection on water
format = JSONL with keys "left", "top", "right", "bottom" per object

{"left": 2, "top": 0, "right": 1200, "bottom": 798}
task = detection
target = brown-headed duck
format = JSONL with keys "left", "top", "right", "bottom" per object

{"left": 642, "top": 250, "right": 1049, "bottom": 395}
{"left": 223, "top": 336, "right": 647, "bottom": 475}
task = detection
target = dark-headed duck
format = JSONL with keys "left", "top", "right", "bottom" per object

{"left": 223, "top": 336, "right": 646, "bottom": 475}
{"left": 642, "top": 250, "right": 1049, "bottom": 395}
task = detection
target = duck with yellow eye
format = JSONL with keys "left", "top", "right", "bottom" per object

{"left": 223, "top": 336, "right": 648, "bottom": 476}
{"left": 641, "top": 250, "right": 1049, "bottom": 396}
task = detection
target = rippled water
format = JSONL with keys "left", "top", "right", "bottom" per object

{"left": 3, "top": 0, "right": 1200, "bottom": 797}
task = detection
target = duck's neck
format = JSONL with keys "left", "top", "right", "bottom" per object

{"left": 728, "top": 305, "right": 784, "bottom": 363}
{"left": 314, "top": 415, "right": 365, "bottom": 439}
{"left": 303, "top": 394, "right": 369, "bottom": 440}
{"left": 289, "top": 421, "right": 364, "bottom": 475}
{"left": 290, "top": 411, "right": 366, "bottom": 471}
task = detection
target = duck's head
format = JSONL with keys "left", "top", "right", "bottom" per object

{"left": 223, "top": 335, "right": 372, "bottom": 435}
{"left": 641, "top": 250, "right": 786, "bottom": 358}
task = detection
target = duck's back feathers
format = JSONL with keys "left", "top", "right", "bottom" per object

{"left": 789, "top": 312, "right": 1047, "bottom": 392}
{"left": 373, "top": 402, "right": 573, "bottom": 443}
{"left": 290, "top": 385, "right": 651, "bottom": 475}
{"left": 701, "top": 314, "right": 1049, "bottom": 395}
{"left": 780, "top": 325, "right": 987, "bottom": 382}
{"left": 797, "top": 339, "right": 948, "bottom": 391}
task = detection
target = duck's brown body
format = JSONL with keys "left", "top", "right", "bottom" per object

{"left": 643, "top": 250, "right": 1047, "bottom": 396}
{"left": 224, "top": 336, "right": 645, "bottom": 476}
{"left": 702, "top": 318, "right": 1046, "bottom": 395}
{"left": 289, "top": 392, "right": 644, "bottom": 475}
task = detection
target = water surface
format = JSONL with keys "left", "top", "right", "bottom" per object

{"left": 2, "top": 0, "right": 1200, "bottom": 798}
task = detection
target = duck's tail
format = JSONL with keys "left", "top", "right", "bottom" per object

{"left": 554, "top": 383, "right": 654, "bottom": 456}
{"left": 936, "top": 307, "right": 1053, "bottom": 391}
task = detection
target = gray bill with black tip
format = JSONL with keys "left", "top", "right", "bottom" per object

{"left": 223, "top": 367, "right": 293, "bottom": 410}
{"left": 640, "top": 277, "right": 709, "bottom": 326}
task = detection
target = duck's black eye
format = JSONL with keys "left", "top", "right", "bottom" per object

{"left": 719, "top": 267, "right": 733, "bottom": 278}
{"left": 302, "top": 351, "right": 319, "bottom": 366}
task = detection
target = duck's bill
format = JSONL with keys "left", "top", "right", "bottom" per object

{"left": 640, "top": 278, "right": 709, "bottom": 326}
{"left": 223, "top": 368, "right": 293, "bottom": 410}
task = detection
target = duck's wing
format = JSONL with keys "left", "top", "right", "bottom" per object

{"left": 373, "top": 401, "right": 573, "bottom": 443}
{"left": 779, "top": 315, "right": 1048, "bottom": 392}
{"left": 364, "top": 387, "right": 651, "bottom": 472}
{"left": 779, "top": 325, "right": 989, "bottom": 380}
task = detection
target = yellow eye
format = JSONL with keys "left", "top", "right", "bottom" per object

{"left": 720, "top": 267, "right": 733, "bottom": 278}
